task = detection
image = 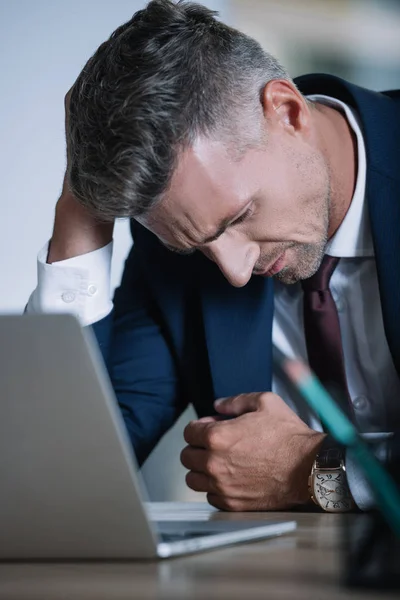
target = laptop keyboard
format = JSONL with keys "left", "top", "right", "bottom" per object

{"left": 157, "top": 520, "right": 253, "bottom": 542}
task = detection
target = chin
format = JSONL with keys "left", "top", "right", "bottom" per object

{"left": 275, "top": 267, "right": 299, "bottom": 285}
{"left": 277, "top": 243, "right": 325, "bottom": 284}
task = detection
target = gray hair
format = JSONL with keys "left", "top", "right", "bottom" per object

{"left": 68, "top": 0, "right": 290, "bottom": 220}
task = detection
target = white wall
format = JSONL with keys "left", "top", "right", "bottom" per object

{"left": 0, "top": 0, "right": 229, "bottom": 500}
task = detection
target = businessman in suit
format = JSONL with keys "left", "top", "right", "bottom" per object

{"left": 28, "top": 0, "right": 400, "bottom": 513}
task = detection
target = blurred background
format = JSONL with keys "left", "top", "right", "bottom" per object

{"left": 1, "top": 0, "right": 399, "bottom": 501}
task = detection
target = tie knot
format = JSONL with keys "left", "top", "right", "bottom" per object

{"left": 301, "top": 255, "right": 340, "bottom": 292}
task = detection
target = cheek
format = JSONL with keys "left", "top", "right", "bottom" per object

{"left": 266, "top": 144, "right": 327, "bottom": 205}
{"left": 249, "top": 192, "right": 327, "bottom": 247}
{"left": 257, "top": 161, "right": 328, "bottom": 239}
{"left": 258, "top": 160, "right": 306, "bottom": 220}
{"left": 252, "top": 186, "right": 304, "bottom": 240}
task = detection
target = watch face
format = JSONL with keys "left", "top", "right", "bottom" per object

{"left": 313, "top": 471, "right": 353, "bottom": 512}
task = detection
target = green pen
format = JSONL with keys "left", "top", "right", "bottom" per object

{"left": 276, "top": 351, "right": 400, "bottom": 537}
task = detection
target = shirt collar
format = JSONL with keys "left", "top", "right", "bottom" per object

{"left": 306, "top": 94, "right": 374, "bottom": 258}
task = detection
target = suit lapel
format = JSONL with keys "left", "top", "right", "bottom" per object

{"left": 368, "top": 172, "right": 400, "bottom": 377}
{"left": 199, "top": 259, "right": 274, "bottom": 400}
{"left": 140, "top": 233, "right": 275, "bottom": 402}
{"left": 358, "top": 90, "right": 400, "bottom": 378}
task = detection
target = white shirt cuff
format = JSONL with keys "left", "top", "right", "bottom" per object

{"left": 26, "top": 241, "right": 114, "bottom": 326}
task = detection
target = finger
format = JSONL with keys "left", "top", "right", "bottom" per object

{"left": 180, "top": 446, "right": 209, "bottom": 473}
{"left": 197, "top": 415, "right": 227, "bottom": 423}
{"left": 183, "top": 420, "right": 219, "bottom": 448}
{"left": 206, "top": 494, "right": 243, "bottom": 512}
{"left": 186, "top": 472, "right": 217, "bottom": 494}
{"left": 214, "top": 393, "right": 262, "bottom": 416}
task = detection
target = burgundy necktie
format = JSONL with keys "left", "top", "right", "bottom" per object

{"left": 301, "top": 255, "right": 354, "bottom": 420}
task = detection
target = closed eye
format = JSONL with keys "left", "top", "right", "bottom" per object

{"left": 231, "top": 205, "right": 254, "bottom": 227}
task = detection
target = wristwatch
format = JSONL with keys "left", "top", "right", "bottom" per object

{"left": 308, "top": 438, "right": 355, "bottom": 512}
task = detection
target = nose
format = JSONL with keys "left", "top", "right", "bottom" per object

{"left": 206, "top": 235, "right": 260, "bottom": 287}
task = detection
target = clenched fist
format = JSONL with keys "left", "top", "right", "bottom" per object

{"left": 181, "top": 392, "right": 325, "bottom": 511}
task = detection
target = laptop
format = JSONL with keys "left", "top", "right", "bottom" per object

{"left": 0, "top": 314, "right": 296, "bottom": 559}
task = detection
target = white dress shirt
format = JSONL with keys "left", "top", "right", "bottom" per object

{"left": 272, "top": 95, "right": 400, "bottom": 508}
{"left": 27, "top": 96, "right": 400, "bottom": 510}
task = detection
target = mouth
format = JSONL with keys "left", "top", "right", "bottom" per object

{"left": 254, "top": 252, "right": 286, "bottom": 277}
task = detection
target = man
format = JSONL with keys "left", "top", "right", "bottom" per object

{"left": 28, "top": 0, "right": 400, "bottom": 513}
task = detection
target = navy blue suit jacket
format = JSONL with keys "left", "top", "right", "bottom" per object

{"left": 92, "top": 74, "right": 400, "bottom": 466}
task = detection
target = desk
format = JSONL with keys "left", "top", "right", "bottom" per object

{"left": 0, "top": 511, "right": 396, "bottom": 599}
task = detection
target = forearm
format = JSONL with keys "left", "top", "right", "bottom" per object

{"left": 47, "top": 188, "right": 114, "bottom": 263}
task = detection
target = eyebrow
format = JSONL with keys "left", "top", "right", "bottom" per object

{"left": 161, "top": 196, "right": 256, "bottom": 254}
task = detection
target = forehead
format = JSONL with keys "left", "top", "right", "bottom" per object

{"left": 143, "top": 137, "right": 266, "bottom": 242}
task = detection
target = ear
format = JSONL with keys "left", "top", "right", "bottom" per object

{"left": 261, "top": 79, "right": 311, "bottom": 137}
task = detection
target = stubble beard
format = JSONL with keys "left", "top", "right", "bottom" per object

{"left": 275, "top": 189, "right": 331, "bottom": 285}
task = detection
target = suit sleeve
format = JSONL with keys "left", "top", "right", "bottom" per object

{"left": 92, "top": 243, "right": 187, "bottom": 466}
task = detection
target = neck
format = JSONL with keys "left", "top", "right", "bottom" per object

{"left": 314, "top": 102, "right": 358, "bottom": 239}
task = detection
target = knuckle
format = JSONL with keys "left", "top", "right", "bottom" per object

{"left": 212, "top": 479, "right": 225, "bottom": 495}
{"left": 221, "top": 497, "right": 240, "bottom": 512}
{"left": 204, "top": 455, "right": 218, "bottom": 477}
{"left": 204, "top": 426, "right": 220, "bottom": 450}
{"left": 259, "top": 392, "right": 270, "bottom": 406}
{"left": 259, "top": 391, "right": 281, "bottom": 409}
{"left": 269, "top": 391, "right": 283, "bottom": 403}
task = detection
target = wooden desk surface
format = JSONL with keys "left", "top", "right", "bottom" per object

{"left": 0, "top": 511, "right": 396, "bottom": 600}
